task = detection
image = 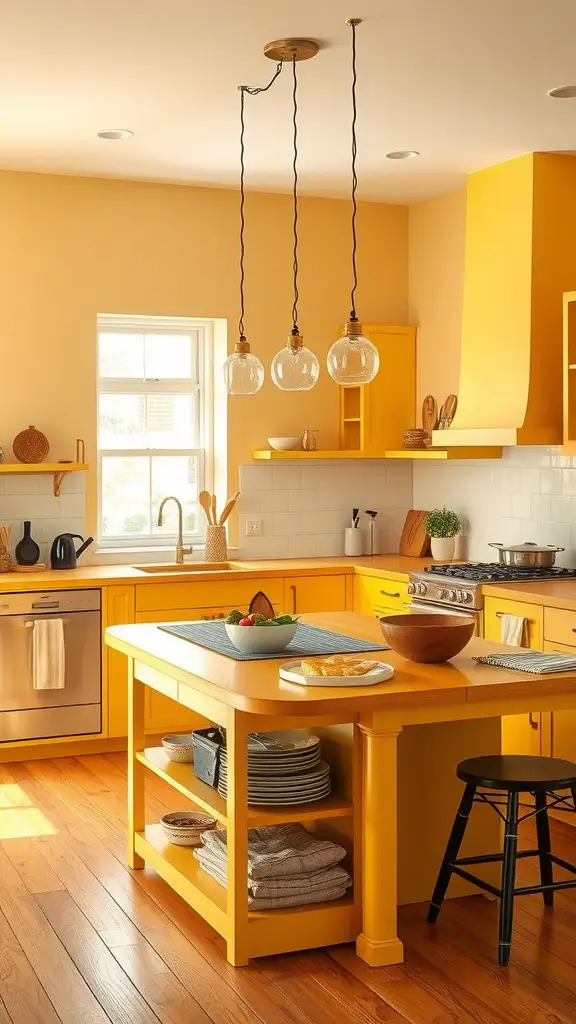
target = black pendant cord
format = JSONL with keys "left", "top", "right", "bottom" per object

{"left": 349, "top": 19, "right": 359, "bottom": 323}
{"left": 291, "top": 57, "right": 300, "bottom": 336}
{"left": 238, "top": 61, "right": 283, "bottom": 343}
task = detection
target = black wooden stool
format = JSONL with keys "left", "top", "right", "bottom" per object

{"left": 427, "top": 754, "right": 576, "bottom": 966}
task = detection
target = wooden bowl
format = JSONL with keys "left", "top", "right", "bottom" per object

{"left": 379, "top": 613, "right": 475, "bottom": 663}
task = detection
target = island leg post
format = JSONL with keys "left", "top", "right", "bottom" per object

{"left": 225, "top": 707, "right": 249, "bottom": 966}
{"left": 127, "top": 656, "right": 145, "bottom": 869}
{"left": 356, "top": 716, "right": 404, "bottom": 966}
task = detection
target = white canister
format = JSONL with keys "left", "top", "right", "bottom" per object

{"left": 344, "top": 527, "right": 363, "bottom": 557}
{"left": 430, "top": 536, "right": 456, "bottom": 561}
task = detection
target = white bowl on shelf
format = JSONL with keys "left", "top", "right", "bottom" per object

{"left": 225, "top": 622, "right": 298, "bottom": 655}
{"left": 160, "top": 811, "right": 217, "bottom": 846}
{"left": 161, "top": 733, "right": 195, "bottom": 763}
{"left": 267, "top": 436, "right": 302, "bottom": 451}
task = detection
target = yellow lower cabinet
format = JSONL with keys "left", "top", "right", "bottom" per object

{"left": 104, "top": 585, "right": 135, "bottom": 738}
{"left": 353, "top": 574, "right": 409, "bottom": 616}
{"left": 543, "top": 640, "right": 576, "bottom": 765}
{"left": 284, "top": 575, "right": 346, "bottom": 614}
{"left": 484, "top": 596, "right": 544, "bottom": 756}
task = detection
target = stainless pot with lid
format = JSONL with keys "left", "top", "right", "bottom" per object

{"left": 489, "top": 541, "right": 565, "bottom": 568}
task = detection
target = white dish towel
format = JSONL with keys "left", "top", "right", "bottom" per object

{"left": 32, "top": 618, "right": 65, "bottom": 690}
{"left": 499, "top": 613, "right": 528, "bottom": 647}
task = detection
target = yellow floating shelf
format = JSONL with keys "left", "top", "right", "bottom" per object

{"left": 0, "top": 462, "right": 88, "bottom": 496}
{"left": 252, "top": 449, "right": 501, "bottom": 461}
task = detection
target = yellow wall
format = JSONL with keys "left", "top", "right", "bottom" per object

{"left": 0, "top": 171, "right": 408, "bottom": 535}
{"left": 408, "top": 187, "right": 466, "bottom": 408}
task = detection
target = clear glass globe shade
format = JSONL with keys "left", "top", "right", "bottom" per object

{"left": 223, "top": 351, "right": 264, "bottom": 395}
{"left": 327, "top": 333, "right": 379, "bottom": 385}
{"left": 271, "top": 343, "right": 320, "bottom": 391}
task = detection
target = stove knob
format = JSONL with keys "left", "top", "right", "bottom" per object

{"left": 439, "top": 588, "right": 448, "bottom": 599}
{"left": 407, "top": 582, "right": 416, "bottom": 595}
{"left": 448, "top": 589, "right": 457, "bottom": 601}
{"left": 463, "top": 590, "right": 473, "bottom": 604}
{"left": 457, "top": 590, "right": 466, "bottom": 603}
{"left": 417, "top": 582, "right": 428, "bottom": 596}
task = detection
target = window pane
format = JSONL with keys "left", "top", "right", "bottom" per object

{"left": 99, "top": 333, "right": 144, "bottom": 378}
{"left": 145, "top": 334, "right": 194, "bottom": 380}
{"left": 152, "top": 456, "right": 199, "bottom": 536}
{"left": 146, "top": 394, "right": 196, "bottom": 448}
{"left": 99, "top": 394, "right": 146, "bottom": 449}
{"left": 101, "top": 457, "right": 150, "bottom": 537}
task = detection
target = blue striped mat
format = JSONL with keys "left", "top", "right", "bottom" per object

{"left": 158, "top": 620, "right": 389, "bottom": 661}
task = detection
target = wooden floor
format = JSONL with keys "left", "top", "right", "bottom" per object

{"left": 2, "top": 756, "right": 576, "bottom": 1024}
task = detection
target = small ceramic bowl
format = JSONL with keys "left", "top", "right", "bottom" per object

{"left": 160, "top": 811, "right": 217, "bottom": 847}
{"left": 380, "top": 613, "right": 475, "bottom": 663}
{"left": 267, "top": 436, "right": 302, "bottom": 451}
{"left": 225, "top": 622, "right": 298, "bottom": 655}
{"left": 161, "top": 733, "right": 195, "bottom": 763}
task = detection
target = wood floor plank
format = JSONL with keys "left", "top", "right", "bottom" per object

{"left": 0, "top": 997, "right": 13, "bottom": 1024}
{"left": 2, "top": 837, "right": 65, "bottom": 894}
{"left": 0, "top": 846, "right": 110, "bottom": 1024}
{"left": 297, "top": 950, "right": 409, "bottom": 1022}
{"left": 0, "top": 906, "right": 61, "bottom": 1024}
{"left": 36, "top": 890, "right": 163, "bottom": 1024}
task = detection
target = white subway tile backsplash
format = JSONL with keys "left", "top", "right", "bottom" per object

{"left": 530, "top": 494, "right": 551, "bottom": 521}
{"left": 521, "top": 468, "right": 541, "bottom": 493}
{"left": 542, "top": 468, "right": 563, "bottom": 494}
{"left": 301, "top": 511, "right": 348, "bottom": 535}
{"left": 288, "top": 535, "right": 319, "bottom": 558}
{"left": 272, "top": 465, "right": 302, "bottom": 489}
{"left": 273, "top": 513, "right": 302, "bottom": 536}
{"left": 237, "top": 490, "right": 262, "bottom": 514}
{"left": 0, "top": 494, "right": 59, "bottom": 519}
{"left": 510, "top": 493, "right": 531, "bottom": 518}
{"left": 59, "top": 493, "right": 86, "bottom": 519}
{"left": 262, "top": 490, "right": 290, "bottom": 513}
{"left": 239, "top": 465, "right": 274, "bottom": 491}
{"left": 317, "top": 533, "right": 345, "bottom": 557}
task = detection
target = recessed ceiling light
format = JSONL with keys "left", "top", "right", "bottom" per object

{"left": 385, "top": 150, "right": 419, "bottom": 160}
{"left": 547, "top": 85, "right": 576, "bottom": 99}
{"left": 97, "top": 129, "right": 134, "bottom": 140}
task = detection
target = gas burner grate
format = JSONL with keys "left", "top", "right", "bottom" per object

{"left": 423, "top": 563, "right": 576, "bottom": 582}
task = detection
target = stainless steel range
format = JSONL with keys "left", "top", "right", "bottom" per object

{"left": 407, "top": 563, "right": 576, "bottom": 628}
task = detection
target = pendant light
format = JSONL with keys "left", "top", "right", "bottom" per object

{"left": 327, "top": 19, "right": 379, "bottom": 386}
{"left": 223, "top": 80, "right": 271, "bottom": 395}
{"left": 271, "top": 57, "right": 320, "bottom": 391}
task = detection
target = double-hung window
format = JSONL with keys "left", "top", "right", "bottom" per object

{"left": 97, "top": 314, "right": 212, "bottom": 550}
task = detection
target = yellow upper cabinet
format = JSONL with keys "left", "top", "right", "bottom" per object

{"left": 340, "top": 325, "right": 416, "bottom": 454}
{"left": 433, "top": 153, "right": 576, "bottom": 448}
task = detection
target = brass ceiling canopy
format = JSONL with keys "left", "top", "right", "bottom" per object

{"left": 263, "top": 38, "right": 319, "bottom": 62}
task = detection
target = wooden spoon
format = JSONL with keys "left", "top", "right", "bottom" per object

{"left": 199, "top": 490, "right": 213, "bottom": 525}
{"left": 422, "top": 395, "right": 438, "bottom": 434}
{"left": 439, "top": 393, "right": 458, "bottom": 429}
{"left": 211, "top": 494, "right": 218, "bottom": 526}
{"left": 219, "top": 492, "right": 240, "bottom": 526}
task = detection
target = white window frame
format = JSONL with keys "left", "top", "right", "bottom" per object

{"left": 97, "top": 313, "right": 214, "bottom": 551}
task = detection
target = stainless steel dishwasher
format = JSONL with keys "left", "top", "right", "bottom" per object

{"left": 0, "top": 589, "right": 101, "bottom": 742}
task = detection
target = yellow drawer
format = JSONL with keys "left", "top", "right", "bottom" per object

{"left": 135, "top": 577, "right": 284, "bottom": 612}
{"left": 484, "top": 597, "right": 543, "bottom": 649}
{"left": 353, "top": 575, "right": 409, "bottom": 615}
{"left": 544, "top": 606, "right": 576, "bottom": 647}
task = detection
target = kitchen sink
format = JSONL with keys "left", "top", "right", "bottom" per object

{"left": 135, "top": 561, "right": 238, "bottom": 574}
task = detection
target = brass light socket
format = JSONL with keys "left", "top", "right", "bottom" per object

{"left": 344, "top": 319, "right": 364, "bottom": 338}
{"left": 264, "top": 38, "right": 320, "bottom": 62}
{"left": 235, "top": 338, "right": 251, "bottom": 354}
{"left": 287, "top": 333, "right": 304, "bottom": 350}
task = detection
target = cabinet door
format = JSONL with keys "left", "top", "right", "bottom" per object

{"left": 543, "top": 640, "right": 576, "bottom": 765}
{"left": 484, "top": 597, "right": 544, "bottom": 755}
{"left": 353, "top": 575, "right": 409, "bottom": 615}
{"left": 364, "top": 325, "right": 416, "bottom": 454}
{"left": 104, "top": 585, "right": 135, "bottom": 738}
{"left": 284, "top": 576, "right": 346, "bottom": 615}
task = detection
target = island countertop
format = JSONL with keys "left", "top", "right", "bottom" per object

{"left": 105, "top": 611, "right": 576, "bottom": 716}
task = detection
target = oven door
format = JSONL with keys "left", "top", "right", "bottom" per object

{"left": 406, "top": 600, "right": 482, "bottom": 635}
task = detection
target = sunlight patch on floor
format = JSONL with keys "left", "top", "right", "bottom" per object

{"left": 0, "top": 784, "right": 58, "bottom": 838}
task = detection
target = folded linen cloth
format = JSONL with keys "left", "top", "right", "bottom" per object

{"left": 194, "top": 846, "right": 352, "bottom": 898}
{"left": 474, "top": 652, "right": 576, "bottom": 674}
{"left": 193, "top": 849, "right": 348, "bottom": 909}
{"left": 499, "top": 613, "right": 528, "bottom": 647}
{"left": 32, "top": 618, "right": 65, "bottom": 690}
{"left": 200, "top": 823, "right": 346, "bottom": 879}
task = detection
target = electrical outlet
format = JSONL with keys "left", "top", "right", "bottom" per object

{"left": 245, "top": 519, "right": 262, "bottom": 537}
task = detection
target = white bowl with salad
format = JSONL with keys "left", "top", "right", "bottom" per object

{"left": 225, "top": 610, "right": 299, "bottom": 654}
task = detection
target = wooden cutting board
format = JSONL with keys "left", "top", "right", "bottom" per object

{"left": 422, "top": 395, "right": 438, "bottom": 434}
{"left": 399, "top": 510, "right": 431, "bottom": 557}
{"left": 438, "top": 393, "right": 458, "bottom": 429}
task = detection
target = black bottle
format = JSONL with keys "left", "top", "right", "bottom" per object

{"left": 15, "top": 521, "right": 40, "bottom": 565}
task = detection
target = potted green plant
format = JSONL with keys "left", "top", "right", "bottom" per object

{"left": 425, "top": 507, "right": 461, "bottom": 561}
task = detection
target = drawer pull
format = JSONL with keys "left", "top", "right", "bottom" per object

{"left": 290, "top": 585, "right": 297, "bottom": 614}
{"left": 495, "top": 612, "right": 532, "bottom": 620}
{"left": 529, "top": 713, "right": 539, "bottom": 730}
{"left": 380, "top": 590, "right": 400, "bottom": 599}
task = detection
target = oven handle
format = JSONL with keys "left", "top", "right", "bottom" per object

{"left": 405, "top": 601, "right": 480, "bottom": 619}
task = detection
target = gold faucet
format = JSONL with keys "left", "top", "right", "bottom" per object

{"left": 157, "top": 496, "right": 193, "bottom": 564}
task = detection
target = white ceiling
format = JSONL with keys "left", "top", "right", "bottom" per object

{"left": 2, "top": 0, "right": 576, "bottom": 202}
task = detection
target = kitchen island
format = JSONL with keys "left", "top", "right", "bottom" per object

{"left": 105, "top": 611, "right": 576, "bottom": 968}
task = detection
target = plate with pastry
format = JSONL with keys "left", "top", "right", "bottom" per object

{"left": 279, "top": 655, "right": 395, "bottom": 687}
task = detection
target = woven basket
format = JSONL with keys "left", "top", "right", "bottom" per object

{"left": 204, "top": 525, "right": 227, "bottom": 562}
{"left": 13, "top": 425, "right": 49, "bottom": 463}
{"left": 0, "top": 545, "right": 11, "bottom": 573}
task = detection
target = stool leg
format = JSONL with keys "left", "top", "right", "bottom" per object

{"left": 535, "top": 791, "right": 553, "bottom": 908}
{"left": 427, "top": 783, "right": 476, "bottom": 924}
{"left": 498, "top": 790, "right": 519, "bottom": 967}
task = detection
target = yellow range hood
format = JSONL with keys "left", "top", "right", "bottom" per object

{"left": 432, "top": 152, "right": 576, "bottom": 448}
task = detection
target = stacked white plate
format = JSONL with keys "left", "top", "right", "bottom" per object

{"left": 218, "top": 730, "right": 330, "bottom": 805}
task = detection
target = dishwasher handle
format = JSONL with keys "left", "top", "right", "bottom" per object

{"left": 31, "top": 601, "right": 60, "bottom": 609}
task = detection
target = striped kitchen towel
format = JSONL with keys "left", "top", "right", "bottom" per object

{"left": 473, "top": 651, "right": 576, "bottom": 674}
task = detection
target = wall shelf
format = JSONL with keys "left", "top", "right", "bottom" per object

{"left": 0, "top": 462, "right": 88, "bottom": 496}
{"left": 252, "top": 449, "right": 501, "bottom": 461}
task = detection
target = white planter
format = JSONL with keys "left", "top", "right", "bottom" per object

{"left": 430, "top": 536, "right": 456, "bottom": 561}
